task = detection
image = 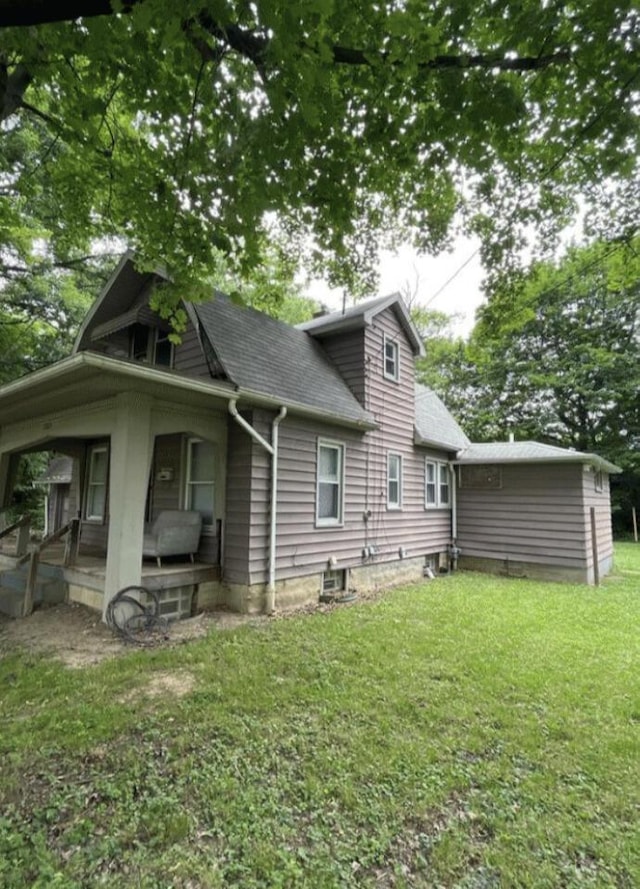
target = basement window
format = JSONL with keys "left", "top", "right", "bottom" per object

{"left": 322, "top": 569, "right": 346, "bottom": 595}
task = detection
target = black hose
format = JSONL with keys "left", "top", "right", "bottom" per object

{"left": 105, "top": 585, "right": 169, "bottom": 645}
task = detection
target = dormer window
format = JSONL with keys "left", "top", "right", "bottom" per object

{"left": 129, "top": 323, "right": 173, "bottom": 367}
{"left": 383, "top": 336, "right": 399, "bottom": 381}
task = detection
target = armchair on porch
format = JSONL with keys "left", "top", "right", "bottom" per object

{"left": 142, "top": 510, "right": 202, "bottom": 567}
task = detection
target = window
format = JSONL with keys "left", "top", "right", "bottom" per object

{"left": 185, "top": 438, "right": 216, "bottom": 528}
{"left": 387, "top": 453, "right": 402, "bottom": 509}
{"left": 383, "top": 336, "right": 399, "bottom": 381}
{"left": 594, "top": 470, "right": 604, "bottom": 493}
{"left": 322, "top": 569, "right": 346, "bottom": 594}
{"left": 317, "top": 440, "right": 344, "bottom": 525}
{"left": 130, "top": 324, "right": 174, "bottom": 367}
{"left": 86, "top": 445, "right": 108, "bottom": 521}
{"left": 439, "top": 462, "right": 450, "bottom": 506}
{"left": 153, "top": 331, "right": 174, "bottom": 367}
{"left": 425, "top": 460, "right": 451, "bottom": 509}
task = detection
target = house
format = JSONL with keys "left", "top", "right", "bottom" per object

{"left": 0, "top": 254, "right": 620, "bottom": 619}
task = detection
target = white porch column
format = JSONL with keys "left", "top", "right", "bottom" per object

{"left": 103, "top": 394, "right": 154, "bottom": 619}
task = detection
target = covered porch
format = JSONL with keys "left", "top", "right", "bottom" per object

{"left": 0, "top": 352, "right": 234, "bottom": 619}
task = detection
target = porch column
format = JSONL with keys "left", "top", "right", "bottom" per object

{"left": 103, "top": 394, "right": 154, "bottom": 620}
{"left": 0, "top": 451, "right": 12, "bottom": 507}
{"left": 0, "top": 451, "right": 11, "bottom": 529}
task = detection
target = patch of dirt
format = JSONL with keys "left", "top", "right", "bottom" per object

{"left": 118, "top": 669, "right": 197, "bottom": 701}
{"left": 0, "top": 602, "right": 267, "bottom": 668}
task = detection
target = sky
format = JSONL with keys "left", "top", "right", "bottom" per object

{"left": 305, "top": 236, "right": 486, "bottom": 338}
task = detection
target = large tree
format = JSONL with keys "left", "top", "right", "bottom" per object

{"left": 0, "top": 1, "right": 637, "bottom": 300}
{"left": 421, "top": 238, "right": 640, "bottom": 532}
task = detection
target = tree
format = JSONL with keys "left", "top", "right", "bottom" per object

{"left": 0, "top": 1, "right": 637, "bottom": 303}
{"left": 427, "top": 239, "right": 640, "bottom": 532}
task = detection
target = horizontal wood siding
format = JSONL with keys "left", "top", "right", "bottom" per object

{"left": 150, "top": 434, "right": 183, "bottom": 518}
{"left": 220, "top": 307, "right": 453, "bottom": 586}
{"left": 224, "top": 412, "right": 256, "bottom": 584}
{"left": 319, "top": 329, "right": 366, "bottom": 403}
{"left": 582, "top": 470, "right": 614, "bottom": 576}
{"left": 456, "top": 463, "right": 589, "bottom": 569}
{"left": 173, "top": 323, "right": 212, "bottom": 377}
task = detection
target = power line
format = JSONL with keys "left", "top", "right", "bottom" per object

{"left": 425, "top": 247, "right": 480, "bottom": 306}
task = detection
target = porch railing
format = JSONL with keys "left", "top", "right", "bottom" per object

{"left": 0, "top": 511, "right": 31, "bottom": 557}
{"left": 15, "top": 514, "right": 81, "bottom": 617}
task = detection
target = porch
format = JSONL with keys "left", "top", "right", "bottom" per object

{"left": 0, "top": 537, "right": 220, "bottom": 619}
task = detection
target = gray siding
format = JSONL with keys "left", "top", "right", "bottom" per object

{"left": 582, "top": 469, "right": 614, "bottom": 579}
{"left": 224, "top": 410, "right": 269, "bottom": 584}
{"left": 456, "top": 463, "right": 590, "bottom": 569}
{"left": 225, "top": 305, "right": 454, "bottom": 588}
{"left": 173, "top": 323, "right": 212, "bottom": 378}
{"left": 319, "top": 329, "right": 366, "bottom": 403}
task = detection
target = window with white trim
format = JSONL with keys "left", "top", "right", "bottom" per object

{"left": 387, "top": 453, "right": 402, "bottom": 509}
{"left": 185, "top": 438, "right": 216, "bottom": 529}
{"left": 425, "top": 459, "right": 451, "bottom": 509}
{"left": 85, "top": 444, "right": 108, "bottom": 522}
{"left": 439, "top": 462, "right": 450, "bottom": 506}
{"left": 316, "top": 440, "right": 344, "bottom": 525}
{"left": 383, "top": 336, "right": 399, "bottom": 381}
{"left": 594, "top": 470, "right": 604, "bottom": 493}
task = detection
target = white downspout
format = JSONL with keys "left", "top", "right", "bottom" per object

{"left": 228, "top": 399, "right": 287, "bottom": 614}
{"left": 451, "top": 464, "right": 457, "bottom": 541}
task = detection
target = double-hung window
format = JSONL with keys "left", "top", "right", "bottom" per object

{"left": 317, "top": 440, "right": 344, "bottom": 525}
{"left": 185, "top": 438, "right": 216, "bottom": 529}
{"left": 86, "top": 444, "right": 108, "bottom": 522}
{"left": 425, "top": 459, "right": 451, "bottom": 509}
{"left": 387, "top": 453, "right": 402, "bottom": 509}
{"left": 383, "top": 336, "right": 399, "bottom": 381}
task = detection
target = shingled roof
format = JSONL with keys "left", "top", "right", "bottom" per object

{"left": 414, "top": 385, "right": 470, "bottom": 451}
{"left": 454, "top": 441, "right": 621, "bottom": 474}
{"left": 192, "top": 295, "right": 375, "bottom": 427}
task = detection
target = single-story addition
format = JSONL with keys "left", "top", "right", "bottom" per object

{"left": 0, "top": 254, "right": 620, "bottom": 620}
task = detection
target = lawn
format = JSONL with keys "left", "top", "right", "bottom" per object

{"left": 1, "top": 545, "right": 639, "bottom": 888}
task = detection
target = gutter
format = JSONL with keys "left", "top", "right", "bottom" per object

{"left": 0, "top": 352, "right": 375, "bottom": 432}
{"left": 228, "top": 399, "right": 287, "bottom": 614}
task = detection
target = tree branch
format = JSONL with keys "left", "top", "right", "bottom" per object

{"left": 0, "top": 1, "right": 572, "bottom": 77}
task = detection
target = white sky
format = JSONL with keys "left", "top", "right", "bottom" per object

{"left": 305, "top": 236, "right": 485, "bottom": 337}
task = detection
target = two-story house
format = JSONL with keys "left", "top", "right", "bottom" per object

{"left": 0, "top": 254, "right": 619, "bottom": 620}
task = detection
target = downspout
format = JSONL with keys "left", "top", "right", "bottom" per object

{"left": 449, "top": 464, "right": 460, "bottom": 571}
{"left": 228, "top": 399, "right": 287, "bottom": 614}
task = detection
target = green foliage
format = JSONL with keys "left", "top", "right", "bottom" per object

{"left": 0, "top": 1, "right": 638, "bottom": 299}
{"left": 1, "top": 550, "right": 640, "bottom": 886}
{"left": 420, "top": 238, "right": 640, "bottom": 533}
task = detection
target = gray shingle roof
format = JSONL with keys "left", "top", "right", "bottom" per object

{"left": 455, "top": 441, "right": 621, "bottom": 474}
{"left": 414, "top": 385, "right": 470, "bottom": 451}
{"left": 193, "top": 295, "right": 374, "bottom": 427}
{"left": 298, "top": 293, "right": 424, "bottom": 356}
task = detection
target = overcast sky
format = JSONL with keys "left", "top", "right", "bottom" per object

{"left": 306, "top": 236, "right": 485, "bottom": 337}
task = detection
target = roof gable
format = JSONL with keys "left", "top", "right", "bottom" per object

{"left": 73, "top": 252, "right": 162, "bottom": 352}
{"left": 298, "top": 293, "right": 425, "bottom": 357}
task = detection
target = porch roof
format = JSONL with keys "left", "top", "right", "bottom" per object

{"left": 0, "top": 352, "right": 376, "bottom": 431}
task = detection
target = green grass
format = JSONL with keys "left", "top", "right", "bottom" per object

{"left": 2, "top": 545, "right": 640, "bottom": 888}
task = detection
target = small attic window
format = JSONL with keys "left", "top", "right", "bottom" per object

{"left": 130, "top": 324, "right": 174, "bottom": 368}
{"left": 383, "top": 336, "right": 399, "bottom": 381}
